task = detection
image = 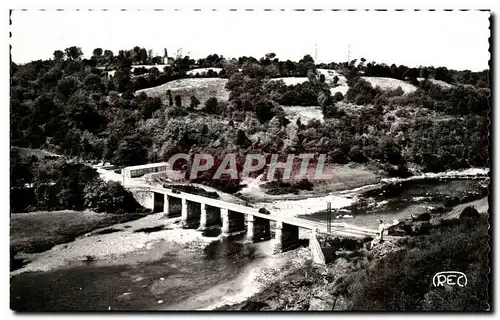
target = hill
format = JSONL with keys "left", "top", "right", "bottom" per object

{"left": 272, "top": 71, "right": 417, "bottom": 96}
{"left": 135, "top": 78, "right": 229, "bottom": 106}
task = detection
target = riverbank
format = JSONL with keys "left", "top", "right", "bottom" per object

{"left": 11, "top": 212, "right": 215, "bottom": 276}
{"left": 10, "top": 210, "right": 148, "bottom": 270}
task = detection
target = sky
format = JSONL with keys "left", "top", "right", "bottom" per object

{"left": 10, "top": 9, "right": 490, "bottom": 71}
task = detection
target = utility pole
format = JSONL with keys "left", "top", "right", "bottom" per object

{"left": 347, "top": 44, "right": 351, "bottom": 62}
{"left": 326, "top": 202, "right": 332, "bottom": 233}
{"left": 314, "top": 43, "right": 318, "bottom": 62}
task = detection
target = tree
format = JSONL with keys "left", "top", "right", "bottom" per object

{"left": 435, "top": 67, "right": 451, "bottom": 83}
{"left": 112, "top": 135, "right": 149, "bottom": 166}
{"left": 255, "top": 100, "right": 275, "bottom": 123}
{"left": 92, "top": 48, "right": 103, "bottom": 57}
{"left": 84, "top": 73, "right": 105, "bottom": 93}
{"left": 204, "top": 97, "right": 219, "bottom": 113}
{"left": 333, "top": 75, "right": 340, "bottom": 86}
{"left": 56, "top": 76, "right": 80, "bottom": 100}
{"left": 64, "top": 46, "right": 83, "bottom": 60}
{"left": 333, "top": 92, "right": 344, "bottom": 102}
{"left": 103, "top": 49, "right": 114, "bottom": 62}
{"left": 174, "top": 95, "right": 182, "bottom": 108}
{"left": 189, "top": 95, "right": 200, "bottom": 110}
{"left": 298, "top": 54, "right": 316, "bottom": 76}
{"left": 53, "top": 50, "right": 65, "bottom": 61}
{"left": 113, "top": 54, "right": 132, "bottom": 92}
{"left": 166, "top": 90, "right": 173, "bottom": 107}
{"left": 83, "top": 179, "right": 142, "bottom": 213}
{"left": 138, "top": 48, "right": 148, "bottom": 64}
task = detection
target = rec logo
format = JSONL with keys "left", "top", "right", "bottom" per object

{"left": 432, "top": 271, "right": 468, "bottom": 287}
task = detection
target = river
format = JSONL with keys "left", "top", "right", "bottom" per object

{"left": 10, "top": 236, "right": 267, "bottom": 311}
{"left": 10, "top": 176, "right": 488, "bottom": 311}
{"left": 300, "top": 177, "right": 488, "bottom": 229}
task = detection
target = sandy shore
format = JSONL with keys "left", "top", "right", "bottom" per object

{"left": 11, "top": 213, "right": 217, "bottom": 276}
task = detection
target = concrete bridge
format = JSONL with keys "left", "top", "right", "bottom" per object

{"left": 128, "top": 184, "right": 381, "bottom": 255}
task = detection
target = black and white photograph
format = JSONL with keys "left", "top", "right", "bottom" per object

{"left": 8, "top": 8, "right": 491, "bottom": 312}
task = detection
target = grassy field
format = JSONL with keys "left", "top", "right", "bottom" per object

{"left": 186, "top": 67, "right": 223, "bottom": 76}
{"left": 10, "top": 210, "right": 146, "bottom": 256}
{"left": 134, "top": 71, "right": 420, "bottom": 111}
{"left": 272, "top": 77, "right": 308, "bottom": 86}
{"left": 135, "top": 78, "right": 229, "bottom": 107}
{"left": 240, "top": 163, "right": 381, "bottom": 202}
{"left": 271, "top": 72, "right": 417, "bottom": 96}
{"left": 282, "top": 106, "right": 324, "bottom": 124}
{"left": 361, "top": 76, "right": 418, "bottom": 94}
{"left": 12, "top": 146, "right": 62, "bottom": 159}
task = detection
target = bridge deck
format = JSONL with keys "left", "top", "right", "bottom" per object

{"left": 130, "top": 185, "right": 382, "bottom": 238}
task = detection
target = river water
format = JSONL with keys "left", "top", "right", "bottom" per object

{"left": 10, "top": 237, "right": 262, "bottom": 311}
{"left": 10, "top": 177, "right": 488, "bottom": 311}
{"left": 301, "top": 178, "right": 488, "bottom": 229}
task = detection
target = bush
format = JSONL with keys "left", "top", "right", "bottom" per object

{"left": 345, "top": 217, "right": 489, "bottom": 311}
{"left": 295, "top": 179, "right": 314, "bottom": 191}
{"left": 333, "top": 92, "right": 344, "bottom": 102}
{"left": 349, "top": 146, "right": 368, "bottom": 163}
{"left": 459, "top": 206, "right": 480, "bottom": 220}
{"left": 83, "top": 179, "right": 143, "bottom": 213}
{"left": 328, "top": 148, "right": 349, "bottom": 164}
{"left": 345, "top": 78, "right": 379, "bottom": 105}
{"left": 165, "top": 184, "right": 220, "bottom": 199}
{"left": 204, "top": 97, "right": 220, "bottom": 114}
{"left": 263, "top": 181, "right": 299, "bottom": 195}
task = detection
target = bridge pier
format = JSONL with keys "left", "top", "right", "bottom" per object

{"left": 147, "top": 193, "right": 155, "bottom": 211}
{"left": 152, "top": 192, "right": 165, "bottom": 213}
{"left": 163, "top": 195, "right": 182, "bottom": 218}
{"left": 245, "top": 214, "right": 271, "bottom": 243}
{"left": 198, "top": 203, "right": 208, "bottom": 230}
{"left": 310, "top": 229, "right": 326, "bottom": 265}
{"left": 181, "top": 198, "right": 201, "bottom": 228}
{"left": 163, "top": 195, "right": 170, "bottom": 215}
{"left": 273, "top": 221, "right": 300, "bottom": 254}
{"left": 181, "top": 198, "right": 188, "bottom": 221}
{"left": 245, "top": 214, "right": 255, "bottom": 243}
{"left": 221, "top": 209, "right": 245, "bottom": 237}
{"left": 221, "top": 208, "right": 230, "bottom": 234}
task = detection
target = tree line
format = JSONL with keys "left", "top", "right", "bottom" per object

{"left": 10, "top": 46, "right": 490, "bottom": 191}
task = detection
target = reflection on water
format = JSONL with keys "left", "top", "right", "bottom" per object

{"left": 10, "top": 238, "right": 259, "bottom": 311}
